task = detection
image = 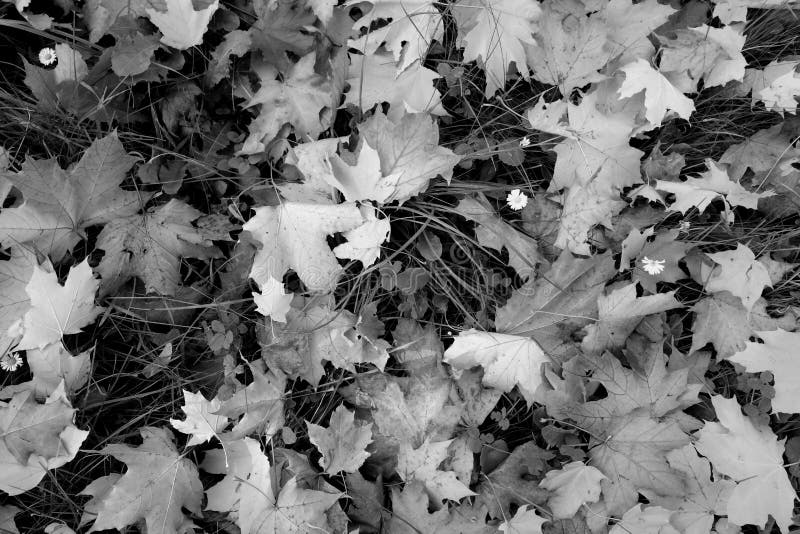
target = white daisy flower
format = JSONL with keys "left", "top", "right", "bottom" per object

{"left": 506, "top": 189, "right": 528, "bottom": 211}
{"left": 38, "top": 47, "right": 57, "bottom": 66}
{"left": 641, "top": 256, "right": 666, "bottom": 275}
{"left": 0, "top": 352, "right": 23, "bottom": 372}
{"left": 519, "top": 136, "right": 531, "bottom": 148}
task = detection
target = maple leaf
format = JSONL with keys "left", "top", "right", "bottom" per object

{"left": 729, "top": 329, "right": 800, "bottom": 414}
{"left": 705, "top": 243, "right": 772, "bottom": 312}
{"left": 658, "top": 25, "right": 747, "bottom": 93}
{"left": 554, "top": 181, "right": 627, "bottom": 255}
{"left": 744, "top": 59, "right": 800, "bottom": 116}
{"left": 202, "top": 437, "right": 263, "bottom": 514}
{"left": 213, "top": 361, "right": 286, "bottom": 439}
{"left": 539, "top": 461, "right": 605, "bottom": 519}
{"left": 452, "top": 0, "right": 540, "bottom": 97}
{"left": 356, "top": 109, "right": 461, "bottom": 204}
{"left": 617, "top": 58, "right": 695, "bottom": 127}
{"left": 145, "top": 0, "right": 219, "bottom": 49}
{"left": 499, "top": 505, "right": 547, "bottom": 534}
{"left": 0, "top": 132, "right": 148, "bottom": 259}
{"left": 589, "top": 413, "right": 690, "bottom": 515}
{"left": 80, "top": 427, "right": 203, "bottom": 534}
{"left": 253, "top": 276, "right": 293, "bottom": 323}
{"left": 0, "top": 383, "right": 81, "bottom": 465}
{"left": 235, "top": 441, "right": 341, "bottom": 534}
{"left": 345, "top": 0, "right": 444, "bottom": 72}
{"left": 0, "top": 384, "right": 88, "bottom": 495}
{"left": 549, "top": 351, "right": 700, "bottom": 428}
{"left": 656, "top": 159, "right": 775, "bottom": 222}
{"left": 95, "top": 199, "right": 230, "bottom": 296}
{"left": 16, "top": 259, "right": 104, "bottom": 351}
{"left": 397, "top": 437, "right": 476, "bottom": 504}
{"left": 525, "top": 0, "right": 674, "bottom": 94}
{"left": 280, "top": 138, "right": 344, "bottom": 203}
{"left": 243, "top": 201, "right": 363, "bottom": 293}
{"left": 340, "top": 372, "right": 464, "bottom": 472}
{"left": 609, "top": 505, "right": 680, "bottom": 534}
{"left": 720, "top": 123, "right": 800, "bottom": 182}
{"left": 643, "top": 445, "right": 734, "bottom": 534}
{"left": 0, "top": 344, "right": 91, "bottom": 399}
{"left": 443, "top": 329, "right": 550, "bottom": 406}
{"left": 326, "top": 140, "right": 403, "bottom": 203}
{"left": 496, "top": 250, "right": 615, "bottom": 344}
{"left": 527, "top": 90, "right": 644, "bottom": 192}
{"left": 0, "top": 247, "right": 35, "bottom": 354}
{"left": 345, "top": 52, "right": 447, "bottom": 120}
{"left": 239, "top": 54, "right": 333, "bottom": 155}
{"left": 581, "top": 283, "right": 682, "bottom": 354}
{"left": 474, "top": 441, "right": 549, "bottom": 518}
{"left": 454, "top": 194, "right": 543, "bottom": 280}
{"left": 333, "top": 205, "right": 391, "bottom": 266}
{"left": 248, "top": 0, "right": 316, "bottom": 72}
{"left": 695, "top": 395, "right": 795, "bottom": 532}
{"left": 307, "top": 404, "right": 373, "bottom": 474}
{"left": 169, "top": 389, "right": 229, "bottom": 446}
{"left": 690, "top": 293, "right": 797, "bottom": 358}
{"left": 261, "top": 299, "right": 388, "bottom": 386}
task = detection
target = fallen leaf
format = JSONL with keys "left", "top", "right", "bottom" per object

{"left": 16, "top": 259, "right": 104, "bottom": 351}
{"left": 499, "top": 505, "right": 547, "bottom": 534}
{"left": 80, "top": 427, "right": 203, "bottom": 534}
{"left": 452, "top": 0, "right": 541, "bottom": 97}
{"left": 744, "top": 59, "right": 800, "bottom": 116}
{"left": 345, "top": 53, "right": 447, "bottom": 120}
{"left": 539, "top": 461, "right": 606, "bottom": 519}
{"left": 243, "top": 201, "right": 363, "bottom": 292}
{"left": 694, "top": 395, "right": 795, "bottom": 532}
{"left": 240, "top": 53, "right": 333, "bottom": 155}
{"left": 0, "top": 132, "right": 148, "bottom": 259}
{"left": 307, "top": 404, "right": 373, "bottom": 474}
{"left": 345, "top": 0, "right": 444, "bottom": 72}
{"left": 705, "top": 243, "right": 772, "bottom": 312}
{"left": 214, "top": 361, "right": 286, "bottom": 439}
{"left": 96, "top": 199, "right": 230, "bottom": 296}
{"left": 397, "top": 437, "right": 476, "bottom": 504}
{"left": 443, "top": 329, "right": 550, "bottom": 406}
{"left": 618, "top": 58, "right": 695, "bottom": 127}
{"left": 169, "top": 389, "right": 229, "bottom": 446}
{"left": 145, "top": 0, "right": 219, "bottom": 49}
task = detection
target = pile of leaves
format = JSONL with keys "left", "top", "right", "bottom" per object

{"left": 2, "top": 0, "right": 800, "bottom": 532}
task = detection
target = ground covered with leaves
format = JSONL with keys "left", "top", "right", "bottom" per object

{"left": 2, "top": 0, "right": 800, "bottom": 533}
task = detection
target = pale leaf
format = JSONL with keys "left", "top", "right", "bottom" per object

{"left": 539, "top": 461, "right": 605, "bottom": 519}
{"left": 307, "top": 404, "right": 373, "bottom": 474}
{"left": 729, "top": 329, "right": 800, "bottom": 414}
{"left": 145, "top": 0, "right": 219, "bottom": 49}
{"left": 695, "top": 395, "right": 794, "bottom": 532}
{"left": 397, "top": 438, "right": 476, "bottom": 503}
{"left": 79, "top": 427, "right": 202, "bottom": 534}
{"left": 443, "top": 329, "right": 551, "bottom": 406}
{"left": 16, "top": 260, "right": 104, "bottom": 351}
{"left": 243, "top": 201, "right": 363, "bottom": 292}
{"left": 452, "top": 0, "right": 541, "bottom": 97}
{"left": 617, "top": 58, "right": 695, "bottom": 126}
{"left": 705, "top": 243, "right": 772, "bottom": 312}
{"left": 169, "top": 389, "right": 229, "bottom": 446}
{"left": 0, "top": 132, "right": 148, "bottom": 259}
